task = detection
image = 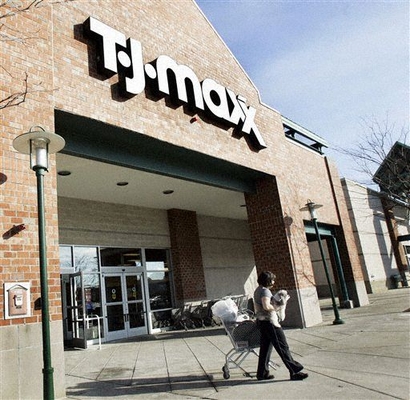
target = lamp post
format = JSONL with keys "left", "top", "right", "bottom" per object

{"left": 300, "top": 200, "right": 344, "bottom": 325}
{"left": 13, "top": 126, "right": 65, "bottom": 400}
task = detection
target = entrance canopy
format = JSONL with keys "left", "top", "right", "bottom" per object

{"left": 55, "top": 110, "right": 267, "bottom": 219}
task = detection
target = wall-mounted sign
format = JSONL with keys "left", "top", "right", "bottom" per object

{"left": 83, "top": 17, "right": 266, "bottom": 150}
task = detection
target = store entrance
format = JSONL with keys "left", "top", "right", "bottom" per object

{"left": 102, "top": 272, "right": 147, "bottom": 341}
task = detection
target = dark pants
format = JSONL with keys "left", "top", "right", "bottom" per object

{"left": 257, "top": 320, "right": 303, "bottom": 378}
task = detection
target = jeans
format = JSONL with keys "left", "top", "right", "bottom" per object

{"left": 257, "top": 320, "right": 303, "bottom": 378}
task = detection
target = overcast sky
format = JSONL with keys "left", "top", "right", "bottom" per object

{"left": 195, "top": 0, "right": 409, "bottom": 185}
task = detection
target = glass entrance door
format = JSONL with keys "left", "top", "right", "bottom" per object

{"left": 61, "top": 272, "right": 87, "bottom": 349}
{"left": 103, "top": 272, "right": 147, "bottom": 341}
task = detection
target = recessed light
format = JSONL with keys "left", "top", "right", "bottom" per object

{"left": 58, "top": 170, "right": 71, "bottom": 176}
{"left": 117, "top": 181, "right": 129, "bottom": 186}
{"left": 163, "top": 190, "right": 174, "bottom": 195}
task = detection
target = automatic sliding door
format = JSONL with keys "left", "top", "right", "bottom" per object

{"left": 125, "top": 274, "right": 146, "bottom": 335}
{"left": 104, "top": 275, "right": 125, "bottom": 341}
{"left": 103, "top": 272, "right": 147, "bottom": 341}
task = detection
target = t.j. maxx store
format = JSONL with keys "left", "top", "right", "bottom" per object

{"left": 1, "top": 1, "right": 369, "bottom": 398}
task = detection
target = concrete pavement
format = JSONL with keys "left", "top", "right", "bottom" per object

{"left": 64, "top": 288, "right": 410, "bottom": 399}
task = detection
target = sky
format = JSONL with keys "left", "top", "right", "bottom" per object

{"left": 195, "top": 0, "right": 409, "bottom": 185}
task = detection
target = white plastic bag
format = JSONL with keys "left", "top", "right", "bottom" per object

{"left": 211, "top": 298, "right": 238, "bottom": 323}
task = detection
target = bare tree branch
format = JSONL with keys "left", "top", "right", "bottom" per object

{"left": 0, "top": 0, "right": 72, "bottom": 109}
{"left": 0, "top": 69, "right": 28, "bottom": 109}
{"left": 337, "top": 115, "right": 409, "bottom": 209}
{"left": 0, "top": 0, "right": 44, "bottom": 20}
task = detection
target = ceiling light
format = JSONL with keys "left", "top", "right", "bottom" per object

{"left": 58, "top": 170, "right": 71, "bottom": 176}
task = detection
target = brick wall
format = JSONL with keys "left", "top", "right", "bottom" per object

{"left": 245, "top": 176, "right": 297, "bottom": 290}
{"left": 0, "top": 2, "right": 61, "bottom": 326}
{"left": 0, "top": 2, "right": 66, "bottom": 398}
{"left": 51, "top": 0, "right": 285, "bottom": 171}
{"left": 167, "top": 209, "right": 206, "bottom": 302}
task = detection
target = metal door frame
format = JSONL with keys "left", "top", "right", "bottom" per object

{"left": 61, "top": 272, "right": 87, "bottom": 349}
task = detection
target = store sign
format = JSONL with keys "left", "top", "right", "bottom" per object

{"left": 83, "top": 17, "right": 266, "bottom": 150}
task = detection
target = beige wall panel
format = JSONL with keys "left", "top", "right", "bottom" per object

{"left": 0, "top": 322, "right": 65, "bottom": 400}
{"left": 58, "top": 197, "right": 170, "bottom": 248}
{"left": 198, "top": 215, "right": 256, "bottom": 299}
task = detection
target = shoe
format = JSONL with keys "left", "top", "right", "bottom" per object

{"left": 290, "top": 372, "right": 308, "bottom": 381}
{"left": 257, "top": 374, "right": 274, "bottom": 381}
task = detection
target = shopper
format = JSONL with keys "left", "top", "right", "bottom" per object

{"left": 254, "top": 271, "right": 308, "bottom": 381}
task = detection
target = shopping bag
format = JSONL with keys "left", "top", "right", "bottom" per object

{"left": 211, "top": 298, "right": 238, "bottom": 323}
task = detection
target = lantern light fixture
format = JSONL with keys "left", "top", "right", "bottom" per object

{"left": 13, "top": 126, "right": 65, "bottom": 171}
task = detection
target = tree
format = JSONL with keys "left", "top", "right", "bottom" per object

{"left": 340, "top": 116, "right": 409, "bottom": 209}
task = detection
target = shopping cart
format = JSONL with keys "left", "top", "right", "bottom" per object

{"left": 220, "top": 318, "right": 279, "bottom": 379}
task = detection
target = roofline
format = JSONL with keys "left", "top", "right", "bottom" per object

{"left": 373, "top": 141, "right": 410, "bottom": 178}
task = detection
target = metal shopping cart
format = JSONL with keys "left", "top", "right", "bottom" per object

{"left": 219, "top": 316, "right": 279, "bottom": 379}
{"left": 211, "top": 297, "right": 279, "bottom": 379}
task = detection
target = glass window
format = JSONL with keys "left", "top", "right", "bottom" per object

{"left": 84, "top": 274, "right": 101, "bottom": 315}
{"left": 74, "top": 247, "right": 99, "bottom": 273}
{"left": 126, "top": 275, "right": 143, "bottom": 301}
{"left": 146, "top": 249, "right": 168, "bottom": 266}
{"left": 100, "top": 248, "right": 142, "bottom": 267}
{"left": 148, "top": 270, "right": 172, "bottom": 310}
{"left": 59, "top": 246, "right": 73, "bottom": 269}
{"left": 104, "top": 276, "right": 122, "bottom": 304}
{"left": 146, "top": 249, "right": 173, "bottom": 310}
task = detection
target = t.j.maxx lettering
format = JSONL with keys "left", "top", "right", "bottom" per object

{"left": 83, "top": 17, "right": 267, "bottom": 150}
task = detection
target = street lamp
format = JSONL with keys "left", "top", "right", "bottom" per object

{"left": 300, "top": 200, "right": 344, "bottom": 325}
{"left": 13, "top": 126, "right": 65, "bottom": 400}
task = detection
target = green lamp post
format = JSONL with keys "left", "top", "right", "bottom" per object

{"left": 300, "top": 200, "right": 344, "bottom": 325}
{"left": 13, "top": 126, "right": 65, "bottom": 400}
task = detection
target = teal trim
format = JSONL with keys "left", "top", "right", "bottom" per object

{"left": 398, "top": 234, "right": 410, "bottom": 242}
{"left": 282, "top": 116, "right": 328, "bottom": 148}
{"left": 55, "top": 110, "right": 266, "bottom": 193}
{"left": 304, "top": 221, "right": 334, "bottom": 236}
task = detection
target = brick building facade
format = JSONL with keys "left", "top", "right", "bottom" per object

{"left": 1, "top": 1, "right": 368, "bottom": 398}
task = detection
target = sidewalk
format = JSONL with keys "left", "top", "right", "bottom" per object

{"left": 64, "top": 289, "right": 410, "bottom": 400}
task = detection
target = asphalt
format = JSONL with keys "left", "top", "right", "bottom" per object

{"left": 64, "top": 288, "right": 410, "bottom": 400}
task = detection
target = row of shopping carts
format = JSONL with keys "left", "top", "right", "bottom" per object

{"left": 172, "top": 294, "right": 250, "bottom": 330}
